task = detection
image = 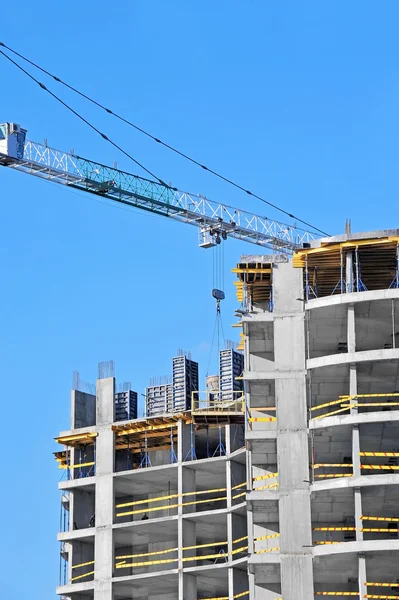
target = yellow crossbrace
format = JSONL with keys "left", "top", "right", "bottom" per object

{"left": 314, "top": 464, "right": 352, "bottom": 468}
{"left": 315, "top": 474, "right": 353, "bottom": 479}
{"left": 116, "top": 547, "right": 178, "bottom": 561}
{"left": 116, "top": 536, "right": 249, "bottom": 565}
{"left": 313, "top": 527, "right": 355, "bottom": 531}
{"left": 255, "top": 546, "right": 280, "bottom": 554}
{"left": 71, "top": 560, "right": 95, "bottom": 569}
{"left": 362, "top": 465, "right": 399, "bottom": 470}
{"left": 59, "top": 461, "right": 95, "bottom": 470}
{"left": 201, "top": 592, "right": 249, "bottom": 600}
{"left": 312, "top": 406, "right": 353, "bottom": 420}
{"left": 232, "top": 491, "right": 246, "bottom": 500}
{"left": 366, "top": 583, "right": 399, "bottom": 587}
{"left": 343, "top": 402, "right": 399, "bottom": 407}
{"left": 253, "top": 472, "right": 278, "bottom": 482}
{"left": 255, "top": 533, "right": 280, "bottom": 541}
{"left": 311, "top": 398, "right": 347, "bottom": 411}
{"left": 116, "top": 495, "right": 227, "bottom": 517}
{"left": 361, "top": 516, "right": 399, "bottom": 522}
{"left": 342, "top": 393, "right": 399, "bottom": 399}
{"left": 360, "top": 452, "right": 399, "bottom": 457}
{"left": 116, "top": 483, "right": 246, "bottom": 509}
{"left": 254, "top": 482, "right": 278, "bottom": 490}
{"left": 361, "top": 528, "right": 398, "bottom": 532}
{"left": 71, "top": 570, "right": 95, "bottom": 582}
{"left": 365, "top": 596, "right": 399, "bottom": 599}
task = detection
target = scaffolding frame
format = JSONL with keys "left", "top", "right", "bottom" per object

{"left": 295, "top": 236, "right": 399, "bottom": 299}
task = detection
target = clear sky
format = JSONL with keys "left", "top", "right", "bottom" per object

{"left": 1, "top": 2, "right": 399, "bottom": 598}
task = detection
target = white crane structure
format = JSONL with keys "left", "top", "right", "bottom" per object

{"left": 0, "top": 122, "right": 316, "bottom": 251}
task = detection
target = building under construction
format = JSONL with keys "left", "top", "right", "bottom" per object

{"left": 56, "top": 229, "right": 399, "bottom": 600}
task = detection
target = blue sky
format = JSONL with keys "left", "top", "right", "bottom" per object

{"left": 1, "top": 2, "right": 399, "bottom": 598}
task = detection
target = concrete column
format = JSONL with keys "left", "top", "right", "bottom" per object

{"left": 226, "top": 458, "right": 233, "bottom": 510}
{"left": 352, "top": 427, "right": 361, "bottom": 478}
{"left": 248, "top": 571, "right": 256, "bottom": 600}
{"left": 231, "top": 568, "right": 249, "bottom": 597}
{"left": 226, "top": 449, "right": 235, "bottom": 600}
{"left": 94, "top": 377, "right": 115, "bottom": 600}
{"left": 178, "top": 519, "right": 196, "bottom": 598}
{"left": 354, "top": 488, "right": 363, "bottom": 542}
{"left": 274, "top": 263, "right": 313, "bottom": 600}
{"left": 178, "top": 420, "right": 194, "bottom": 462}
{"left": 346, "top": 251, "right": 354, "bottom": 293}
{"left": 347, "top": 304, "right": 356, "bottom": 353}
{"left": 358, "top": 554, "right": 367, "bottom": 599}
{"left": 178, "top": 466, "right": 196, "bottom": 599}
{"left": 179, "top": 572, "right": 196, "bottom": 600}
{"left": 225, "top": 424, "right": 232, "bottom": 456}
{"left": 178, "top": 465, "right": 195, "bottom": 516}
{"left": 228, "top": 568, "right": 234, "bottom": 600}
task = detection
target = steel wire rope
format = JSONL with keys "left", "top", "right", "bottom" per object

{"left": 0, "top": 41, "right": 329, "bottom": 236}
{"left": 0, "top": 48, "right": 171, "bottom": 187}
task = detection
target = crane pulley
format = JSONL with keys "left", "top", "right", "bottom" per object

{"left": 0, "top": 122, "right": 317, "bottom": 252}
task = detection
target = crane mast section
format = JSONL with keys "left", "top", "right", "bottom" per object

{"left": 0, "top": 135, "right": 315, "bottom": 250}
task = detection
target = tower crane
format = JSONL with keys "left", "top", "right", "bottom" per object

{"left": 0, "top": 122, "right": 316, "bottom": 251}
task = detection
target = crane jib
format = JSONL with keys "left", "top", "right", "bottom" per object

{"left": 0, "top": 126, "right": 317, "bottom": 250}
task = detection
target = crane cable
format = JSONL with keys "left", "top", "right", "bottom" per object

{"left": 0, "top": 41, "right": 329, "bottom": 237}
{"left": 0, "top": 48, "right": 172, "bottom": 188}
{"left": 206, "top": 244, "right": 227, "bottom": 377}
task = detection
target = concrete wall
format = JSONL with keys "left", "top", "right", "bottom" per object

{"left": 72, "top": 390, "right": 96, "bottom": 429}
{"left": 274, "top": 262, "right": 314, "bottom": 600}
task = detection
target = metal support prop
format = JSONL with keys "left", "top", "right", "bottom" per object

{"left": 184, "top": 423, "right": 197, "bottom": 461}
{"left": 332, "top": 249, "right": 346, "bottom": 295}
{"left": 170, "top": 425, "right": 177, "bottom": 463}
{"left": 390, "top": 243, "right": 399, "bottom": 289}
{"left": 213, "top": 425, "right": 226, "bottom": 457}
{"left": 305, "top": 255, "right": 317, "bottom": 300}
{"left": 354, "top": 247, "right": 368, "bottom": 292}
{"left": 139, "top": 433, "right": 152, "bottom": 468}
{"left": 269, "top": 283, "right": 274, "bottom": 312}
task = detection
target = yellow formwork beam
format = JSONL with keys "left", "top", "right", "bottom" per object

{"left": 293, "top": 236, "right": 399, "bottom": 268}
{"left": 55, "top": 432, "right": 97, "bottom": 446}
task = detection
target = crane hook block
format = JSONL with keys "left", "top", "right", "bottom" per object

{"left": 212, "top": 289, "right": 225, "bottom": 301}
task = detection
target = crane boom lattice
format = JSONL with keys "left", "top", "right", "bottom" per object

{"left": 0, "top": 122, "right": 316, "bottom": 251}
